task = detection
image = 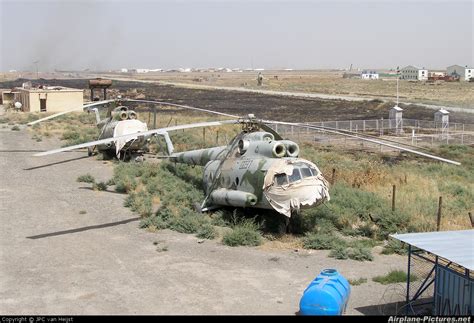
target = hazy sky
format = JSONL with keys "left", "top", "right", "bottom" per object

{"left": 0, "top": 0, "right": 472, "bottom": 71}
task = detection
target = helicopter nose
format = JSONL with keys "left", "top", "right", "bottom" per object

{"left": 264, "top": 175, "right": 330, "bottom": 217}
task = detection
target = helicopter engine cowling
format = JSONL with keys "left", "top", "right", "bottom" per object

{"left": 280, "top": 140, "right": 300, "bottom": 157}
{"left": 238, "top": 140, "right": 286, "bottom": 158}
{"left": 210, "top": 189, "right": 258, "bottom": 207}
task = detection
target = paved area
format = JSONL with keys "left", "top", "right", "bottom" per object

{"left": 0, "top": 127, "right": 407, "bottom": 315}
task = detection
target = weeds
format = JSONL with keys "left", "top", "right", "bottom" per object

{"left": 77, "top": 174, "right": 95, "bottom": 184}
{"left": 348, "top": 278, "right": 367, "bottom": 286}
{"left": 222, "top": 218, "right": 262, "bottom": 247}
{"left": 373, "top": 270, "right": 417, "bottom": 285}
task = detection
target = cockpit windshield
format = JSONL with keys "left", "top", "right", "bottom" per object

{"left": 274, "top": 162, "right": 319, "bottom": 186}
{"left": 275, "top": 173, "right": 288, "bottom": 186}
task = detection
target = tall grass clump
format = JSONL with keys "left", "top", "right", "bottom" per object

{"left": 222, "top": 218, "right": 262, "bottom": 247}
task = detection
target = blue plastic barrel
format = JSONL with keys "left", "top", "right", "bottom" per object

{"left": 299, "top": 268, "right": 351, "bottom": 315}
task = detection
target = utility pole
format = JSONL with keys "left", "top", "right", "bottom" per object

{"left": 33, "top": 60, "right": 39, "bottom": 79}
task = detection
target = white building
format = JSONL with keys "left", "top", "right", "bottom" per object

{"left": 446, "top": 65, "right": 473, "bottom": 81}
{"left": 401, "top": 66, "right": 428, "bottom": 81}
{"left": 361, "top": 70, "right": 379, "bottom": 80}
{"left": 120, "top": 68, "right": 128, "bottom": 73}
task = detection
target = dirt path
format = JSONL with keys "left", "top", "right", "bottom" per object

{"left": 0, "top": 125, "right": 408, "bottom": 315}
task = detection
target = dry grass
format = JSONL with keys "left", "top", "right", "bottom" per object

{"left": 104, "top": 70, "right": 474, "bottom": 108}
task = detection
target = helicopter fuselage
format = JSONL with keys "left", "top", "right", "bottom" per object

{"left": 171, "top": 131, "right": 330, "bottom": 217}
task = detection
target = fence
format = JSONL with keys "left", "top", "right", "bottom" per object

{"left": 269, "top": 118, "right": 474, "bottom": 148}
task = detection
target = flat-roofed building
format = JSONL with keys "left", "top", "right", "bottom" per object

{"left": 13, "top": 85, "right": 83, "bottom": 113}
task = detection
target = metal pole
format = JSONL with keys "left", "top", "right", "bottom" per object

{"left": 436, "top": 196, "right": 442, "bottom": 231}
{"left": 406, "top": 244, "right": 412, "bottom": 315}
{"left": 392, "top": 185, "right": 396, "bottom": 211}
{"left": 153, "top": 106, "right": 157, "bottom": 129}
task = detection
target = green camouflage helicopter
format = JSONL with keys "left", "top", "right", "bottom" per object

{"left": 33, "top": 101, "right": 460, "bottom": 220}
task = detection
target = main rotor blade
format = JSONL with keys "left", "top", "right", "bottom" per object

{"left": 27, "top": 99, "right": 116, "bottom": 126}
{"left": 263, "top": 120, "right": 461, "bottom": 166}
{"left": 34, "top": 119, "right": 239, "bottom": 156}
{"left": 123, "top": 99, "right": 239, "bottom": 118}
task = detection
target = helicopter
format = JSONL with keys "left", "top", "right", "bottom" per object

{"left": 27, "top": 98, "right": 235, "bottom": 161}
{"left": 33, "top": 104, "right": 461, "bottom": 221}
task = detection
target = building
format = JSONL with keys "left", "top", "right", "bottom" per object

{"left": 446, "top": 65, "right": 473, "bottom": 81}
{"left": 8, "top": 84, "right": 83, "bottom": 113}
{"left": 361, "top": 70, "right": 379, "bottom": 80}
{"left": 401, "top": 65, "right": 428, "bottom": 81}
{"left": 1, "top": 89, "right": 20, "bottom": 106}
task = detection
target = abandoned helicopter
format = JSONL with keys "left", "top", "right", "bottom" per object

{"left": 33, "top": 104, "right": 461, "bottom": 220}
{"left": 28, "top": 98, "right": 235, "bottom": 161}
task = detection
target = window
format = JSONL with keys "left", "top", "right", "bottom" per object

{"left": 275, "top": 174, "right": 288, "bottom": 186}
{"left": 288, "top": 168, "right": 302, "bottom": 183}
{"left": 300, "top": 166, "right": 313, "bottom": 178}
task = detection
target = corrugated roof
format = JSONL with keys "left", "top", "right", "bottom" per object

{"left": 391, "top": 230, "right": 474, "bottom": 270}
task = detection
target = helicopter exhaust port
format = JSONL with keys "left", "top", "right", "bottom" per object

{"left": 272, "top": 142, "right": 286, "bottom": 158}
{"left": 280, "top": 140, "right": 300, "bottom": 157}
{"left": 210, "top": 189, "right": 258, "bottom": 208}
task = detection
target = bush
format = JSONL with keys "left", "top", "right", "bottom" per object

{"left": 373, "top": 270, "right": 417, "bottom": 285}
{"left": 11, "top": 125, "right": 20, "bottom": 131}
{"left": 382, "top": 239, "right": 407, "bottom": 255}
{"left": 124, "top": 191, "right": 153, "bottom": 217}
{"left": 168, "top": 208, "right": 208, "bottom": 234}
{"left": 329, "top": 245, "right": 349, "bottom": 260}
{"left": 93, "top": 181, "right": 108, "bottom": 191}
{"left": 348, "top": 246, "right": 373, "bottom": 261}
{"left": 196, "top": 224, "right": 217, "bottom": 240}
{"left": 302, "top": 232, "right": 345, "bottom": 250}
{"left": 77, "top": 174, "right": 95, "bottom": 183}
{"left": 348, "top": 278, "right": 367, "bottom": 286}
{"left": 222, "top": 219, "right": 262, "bottom": 247}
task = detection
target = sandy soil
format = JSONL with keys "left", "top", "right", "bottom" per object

{"left": 0, "top": 125, "right": 409, "bottom": 315}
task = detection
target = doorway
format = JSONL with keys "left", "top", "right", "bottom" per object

{"left": 40, "top": 98, "right": 46, "bottom": 112}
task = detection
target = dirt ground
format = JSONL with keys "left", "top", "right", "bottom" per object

{"left": 0, "top": 124, "right": 410, "bottom": 315}
{"left": 97, "top": 70, "right": 474, "bottom": 109}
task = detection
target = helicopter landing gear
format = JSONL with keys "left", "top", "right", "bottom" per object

{"left": 286, "top": 209, "right": 302, "bottom": 234}
{"left": 87, "top": 146, "right": 96, "bottom": 157}
{"left": 193, "top": 202, "right": 203, "bottom": 213}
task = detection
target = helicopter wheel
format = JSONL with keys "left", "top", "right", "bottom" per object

{"left": 87, "top": 146, "right": 95, "bottom": 157}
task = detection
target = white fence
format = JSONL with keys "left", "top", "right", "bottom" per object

{"left": 270, "top": 118, "right": 474, "bottom": 147}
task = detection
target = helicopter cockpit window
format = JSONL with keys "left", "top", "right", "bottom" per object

{"left": 275, "top": 173, "right": 288, "bottom": 186}
{"left": 288, "top": 168, "right": 302, "bottom": 183}
{"left": 300, "top": 166, "right": 313, "bottom": 178}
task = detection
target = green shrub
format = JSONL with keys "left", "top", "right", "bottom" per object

{"left": 382, "top": 239, "right": 407, "bottom": 255}
{"left": 124, "top": 191, "right": 153, "bottom": 217}
{"left": 77, "top": 174, "right": 95, "bottom": 184}
{"left": 348, "top": 246, "right": 373, "bottom": 261}
{"left": 329, "top": 245, "right": 349, "bottom": 260}
{"left": 196, "top": 224, "right": 217, "bottom": 240}
{"left": 93, "top": 181, "right": 108, "bottom": 191}
{"left": 168, "top": 208, "right": 208, "bottom": 234}
{"left": 373, "top": 270, "right": 417, "bottom": 285}
{"left": 348, "top": 278, "right": 367, "bottom": 286}
{"left": 222, "top": 219, "right": 262, "bottom": 247}
{"left": 11, "top": 125, "right": 20, "bottom": 131}
{"left": 302, "top": 232, "right": 345, "bottom": 250}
